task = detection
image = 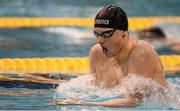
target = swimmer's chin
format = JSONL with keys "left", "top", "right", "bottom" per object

{"left": 105, "top": 51, "right": 122, "bottom": 58}
{"left": 102, "top": 49, "right": 116, "bottom": 58}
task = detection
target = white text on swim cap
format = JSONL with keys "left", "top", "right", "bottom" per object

{"left": 95, "top": 19, "right": 109, "bottom": 25}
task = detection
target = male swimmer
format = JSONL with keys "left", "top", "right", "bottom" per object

{"left": 137, "top": 26, "right": 180, "bottom": 54}
{"left": 54, "top": 5, "right": 167, "bottom": 107}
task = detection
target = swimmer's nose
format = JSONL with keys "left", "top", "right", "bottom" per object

{"left": 96, "top": 36, "right": 105, "bottom": 45}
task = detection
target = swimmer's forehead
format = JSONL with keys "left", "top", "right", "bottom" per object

{"left": 94, "top": 27, "right": 114, "bottom": 33}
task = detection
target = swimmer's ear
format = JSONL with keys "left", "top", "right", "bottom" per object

{"left": 122, "top": 31, "right": 128, "bottom": 38}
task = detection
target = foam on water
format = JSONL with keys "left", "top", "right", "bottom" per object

{"left": 55, "top": 74, "right": 126, "bottom": 101}
{"left": 43, "top": 27, "right": 92, "bottom": 39}
{"left": 121, "top": 74, "right": 180, "bottom": 109}
{"left": 55, "top": 74, "right": 180, "bottom": 109}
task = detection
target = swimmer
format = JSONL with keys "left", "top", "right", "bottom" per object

{"left": 54, "top": 5, "right": 167, "bottom": 107}
{"left": 137, "top": 26, "right": 180, "bottom": 54}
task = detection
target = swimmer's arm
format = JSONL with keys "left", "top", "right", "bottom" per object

{"left": 89, "top": 45, "right": 97, "bottom": 74}
{"left": 81, "top": 92, "right": 142, "bottom": 107}
{"left": 53, "top": 93, "right": 142, "bottom": 107}
{"left": 89, "top": 54, "right": 96, "bottom": 74}
{"left": 81, "top": 98, "right": 138, "bottom": 107}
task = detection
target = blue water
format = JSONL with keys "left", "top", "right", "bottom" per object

{"left": 0, "top": 0, "right": 180, "bottom": 110}
{"left": 0, "top": 75, "right": 179, "bottom": 110}
{"left": 0, "top": 0, "right": 179, "bottom": 17}
{"left": 0, "top": 27, "right": 94, "bottom": 58}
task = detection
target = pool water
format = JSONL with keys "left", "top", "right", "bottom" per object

{"left": 0, "top": 0, "right": 180, "bottom": 110}
{"left": 0, "top": 74, "right": 179, "bottom": 110}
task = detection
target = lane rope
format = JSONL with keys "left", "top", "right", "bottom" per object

{"left": 0, "top": 55, "right": 179, "bottom": 75}
{"left": 0, "top": 16, "right": 180, "bottom": 30}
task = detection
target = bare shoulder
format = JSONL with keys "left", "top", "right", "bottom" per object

{"left": 128, "top": 40, "right": 162, "bottom": 77}
{"left": 130, "top": 40, "right": 158, "bottom": 59}
{"left": 136, "top": 40, "right": 154, "bottom": 51}
{"left": 90, "top": 44, "right": 102, "bottom": 55}
{"left": 89, "top": 44, "right": 105, "bottom": 74}
{"left": 89, "top": 44, "right": 105, "bottom": 61}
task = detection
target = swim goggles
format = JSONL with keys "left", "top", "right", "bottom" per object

{"left": 94, "top": 29, "right": 116, "bottom": 38}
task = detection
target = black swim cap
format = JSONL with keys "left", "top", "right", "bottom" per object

{"left": 94, "top": 5, "right": 128, "bottom": 31}
{"left": 138, "top": 27, "right": 166, "bottom": 39}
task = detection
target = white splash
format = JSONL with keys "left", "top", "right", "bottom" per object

{"left": 43, "top": 27, "right": 92, "bottom": 39}
{"left": 55, "top": 74, "right": 180, "bottom": 109}
{"left": 55, "top": 74, "right": 125, "bottom": 100}
{"left": 121, "top": 74, "right": 180, "bottom": 109}
{"left": 164, "top": 82, "right": 180, "bottom": 109}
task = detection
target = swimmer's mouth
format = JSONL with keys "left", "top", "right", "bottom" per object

{"left": 102, "top": 46, "right": 108, "bottom": 55}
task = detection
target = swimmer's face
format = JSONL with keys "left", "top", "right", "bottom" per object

{"left": 94, "top": 27, "right": 125, "bottom": 57}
